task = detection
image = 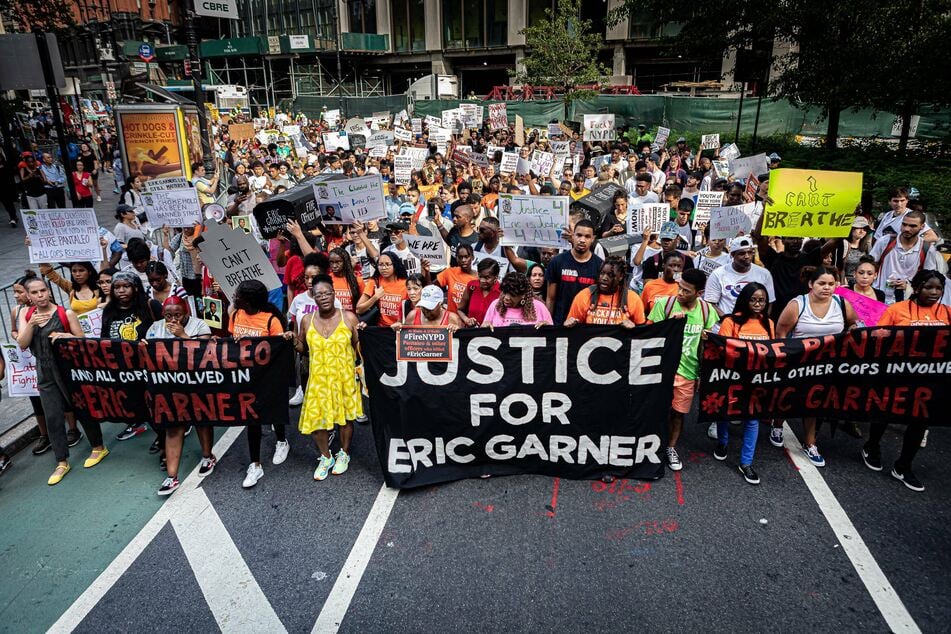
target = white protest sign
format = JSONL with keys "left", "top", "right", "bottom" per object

{"left": 459, "top": 103, "right": 482, "bottom": 128}
{"left": 709, "top": 203, "right": 755, "bottom": 240}
{"left": 253, "top": 117, "right": 268, "bottom": 129}
{"left": 322, "top": 132, "right": 350, "bottom": 151}
{"left": 145, "top": 188, "right": 202, "bottom": 227}
{"left": 719, "top": 143, "right": 740, "bottom": 161}
{"left": 441, "top": 108, "right": 462, "bottom": 131}
{"left": 368, "top": 146, "right": 388, "bottom": 158}
{"left": 404, "top": 234, "right": 448, "bottom": 267}
{"left": 395, "top": 109, "right": 409, "bottom": 124}
{"left": 530, "top": 150, "right": 555, "bottom": 178}
{"left": 629, "top": 203, "right": 669, "bottom": 235}
{"left": 488, "top": 103, "right": 508, "bottom": 130}
{"left": 196, "top": 221, "right": 281, "bottom": 302}
{"left": 366, "top": 131, "right": 394, "bottom": 148}
{"left": 324, "top": 109, "right": 341, "bottom": 127}
{"left": 394, "top": 126, "right": 413, "bottom": 142}
{"left": 423, "top": 115, "right": 441, "bottom": 129}
{"left": 22, "top": 208, "right": 101, "bottom": 264}
{"left": 400, "top": 146, "right": 429, "bottom": 171}
{"left": 282, "top": 124, "right": 301, "bottom": 136}
{"left": 394, "top": 156, "right": 414, "bottom": 185}
{"left": 1, "top": 343, "right": 38, "bottom": 397}
{"left": 516, "top": 158, "right": 532, "bottom": 176}
{"left": 583, "top": 114, "right": 616, "bottom": 142}
{"left": 498, "top": 194, "right": 568, "bottom": 248}
{"left": 312, "top": 174, "right": 386, "bottom": 225}
{"left": 712, "top": 160, "right": 730, "bottom": 179}
{"left": 701, "top": 134, "right": 720, "bottom": 150}
{"left": 143, "top": 177, "right": 190, "bottom": 192}
{"left": 472, "top": 250, "right": 510, "bottom": 278}
{"left": 548, "top": 123, "right": 562, "bottom": 138}
{"left": 693, "top": 191, "right": 725, "bottom": 229}
{"left": 487, "top": 144, "right": 504, "bottom": 158}
{"left": 891, "top": 115, "right": 920, "bottom": 137}
{"left": 429, "top": 127, "right": 451, "bottom": 144}
{"left": 411, "top": 118, "right": 422, "bottom": 135}
{"left": 728, "top": 153, "right": 769, "bottom": 181}
{"left": 345, "top": 117, "right": 369, "bottom": 136}
{"left": 655, "top": 126, "right": 671, "bottom": 148}
{"left": 500, "top": 152, "right": 519, "bottom": 175}
{"left": 77, "top": 307, "right": 103, "bottom": 338}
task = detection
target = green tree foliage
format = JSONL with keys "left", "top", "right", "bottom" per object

{"left": 513, "top": 0, "right": 610, "bottom": 101}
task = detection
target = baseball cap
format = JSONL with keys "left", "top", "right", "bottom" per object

{"left": 649, "top": 152, "right": 661, "bottom": 163}
{"left": 398, "top": 202, "right": 415, "bottom": 217}
{"left": 385, "top": 220, "right": 410, "bottom": 232}
{"left": 729, "top": 235, "right": 755, "bottom": 253}
{"left": 659, "top": 222, "right": 679, "bottom": 240}
{"left": 676, "top": 136, "right": 686, "bottom": 143}
{"left": 768, "top": 152, "right": 782, "bottom": 162}
{"left": 638, "top": 124, "right": 647, "bottom": 130}
{"left": 851, "top": 216, "right": 871, "bottom": 229}
{"left": 418, "top": 285, "right": 444, "bottom": 310}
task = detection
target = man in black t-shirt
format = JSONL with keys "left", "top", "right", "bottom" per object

{"left": 437, "top": 203, "right": 479, "bottom": 264}
{"left": 545, "top": 219, "right": 603, "bottom": 325}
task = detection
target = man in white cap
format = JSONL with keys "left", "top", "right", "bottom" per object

{"left": 402, "top": 285, "right": 462, "bottom": 329}
{"left": 705, "top": 235, "right": 775, "bottom": 316}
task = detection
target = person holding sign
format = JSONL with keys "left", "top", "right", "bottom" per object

{"left": 482, "top": 271, "right": 552, "bottom": 328}
{"left": 296, "top": 276, "right": 364, "bottom": 481}
{"left": 39, "top": 262, "right": 102, "bottom": 316}
{"left": 565, "top": 257, "right": 645, "bottom": 327}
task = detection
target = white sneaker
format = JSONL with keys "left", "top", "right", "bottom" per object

{"left": 96, "top": 195, "right": 102, "bottom": 202}
{"left": 272, "top": 440, "right": 290, "bottom": 465}
{"left": 242, "top": 463, "right": 264, "bottom": 488}
{"left": 706, "top": 422, "right": 718, "bottom": 440}
{"left": 920, "top": 429, "right": 929, "bottom": 448}
{"left": 288, "top": 386, "right": 304, "bottom": 407}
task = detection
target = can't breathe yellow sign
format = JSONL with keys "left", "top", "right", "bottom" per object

{"left": 763, "top": 168, "right": 863, "bottom": 237}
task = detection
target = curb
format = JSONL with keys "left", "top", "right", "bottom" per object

{"left": 0, "top": 416, "right": 39, "bottom": 457}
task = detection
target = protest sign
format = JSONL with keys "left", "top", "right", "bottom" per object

{"left": 441, "top": 108, "right": 462, "bottom": 131}
{"left": 396, "top": 327, "right": 454, "bottom": 362}
{"left": 196, "top": 220, "right": 282, "bottom": 301}
{"left": 394, "top": 126, "right": 413, "bottom": 142}
{"left": 763, "top": 168, "right": 862, "bottom": 238}
{"left": 368, "top": 146, "right": 387, "bottom": 158}
{"left": 281, "top": 124, "right": 300, "bottom": 137}
{"left": 692, "top": 191, "right": 725, "bottom": 229}
{"left": 712, "top": 160, "right": 730, "bottom": 179}
{"left": 1, "top": 343, "right": 38, "bottom": 397}
{"left": 514, "top": 115, "right": 525, "bottom": 146}
{"left": 229, "top": 123, "right": 255, "bottom": 142}
{"left": 404, "top": 234, "right": 448, "bottom": 267}
{"left": 322, "top": 132, "right": 349, "bottom": 151}
{"left": 54, "top": 337, "right": 293, "bottom": 428}
{"left": 253, "top": 117, "right": 268, "bottom": 129}
{"left": 429, "top": 127, "right": 451, "bottom": 144}
{"left": 583, "top": 114, "right": 615, "bottom": 142}
{"left": 312, "top": 174, "right": 386, "bottom": 225}
{"left": 145, "top": 188, "right": 202, "bottom": 227}
{"left": 500, "top": 152, "right": 519, "bottom": 175}
{"left": 629, "top": 203, "right": 670, "bottom": 235}
{"left": 400, "top": 146, "right": 429, "bottom": 171}
{"left": 202, "top": 297, "right": 224, "bottom": 329}
{"left": 395, "top": 109, "right": 408, "bottom": 124}
{"left": 22, "top": 208, "right": 101, "bottom": 264}
{"left": 516, "top": 158, "right": 531, "bottom": 176}
{"left": 699, "top": 327, "right": 951, "bottom": 425}
{"left": 530, "top": 150, "right": 555, "bottom": 178}
{"left": 394, "top": 156, "right": 413, "bottom": 185}
{"left": 345, "top": 117, "right": 369, "bottom": 136}
{"left": 472, "top": 249, "right": 511, "bottom": 278}
{"left": 700, "top": 134, "right": 720, "bottom": 150}
{"left": 469, "top": 152, "right": 490, "bottom": 169}
{"left": 362, "top": 322, "right": 684, "bottom": 488}
{"left": 499, "top": 194, "right": 567, "bottom": 248}
{"left": 459, "top": 103, "right": 483, "bottom": 128}
{"left": 366, "top": 131, "right": 394, "bottom": 148}
{"left": 324, "top": 109, "right": 340, "bottom": 127}
{"left": 834, "top": 288, "right": 887, "bottom": 327}
{"left": 708, "top": 204, "right": 754, "bottom": 240}
{"left": 728, "top": 153, "right": 769, "bottom": 181}
{"left": 488, "top": 103, "right": 508, "bottom": 130}
{"left": 653, "top": 126, "right": 671, "bottom": 148}
{"left": 77, "top": 307, "right": 103, "bottom": 338}
{"left": 252, "top": 176, "right": 326, "bottom": 238}
{"left": 719, "top": 143, "right": 740, "bottom": 161}
{"left": 411, "top": 118, "right": 422, "bottom": 135}
{"left": 548, "top": 123, "right": 562, "bottom": 138}
{"left": 424, "top": 115, "right": 442, "bottom": 129}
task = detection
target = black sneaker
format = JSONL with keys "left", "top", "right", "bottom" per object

{"left": 148, "top": 437, "right": 161, "bottom": 454}
{"left": 32, "top": 435, "right": 52, "bottom": 456}
{"left": 66, "top": 428, "right": 83, "bottom": 448}
{"left": 355, "top": 414, "right": 369, "bottom": 425}
{"left": 157, "top": 476, "right": 180, "bottom": 496}
{"left": 117, "top": 424, "right": 147, "bottom": 441}
{"left": 738, "top": 464, "right": 760, "bottom": 485}
{"left": 891, "top": 465, "right": 924, "bottom": 492}
{"left": 198, "top": 455, "right": 217, "bottom": 477}
{"left": 713, "top": 444, "right": 728, "bottom": 461}
{"left": 861, "top": 445, "right": 883, "bottom": 472}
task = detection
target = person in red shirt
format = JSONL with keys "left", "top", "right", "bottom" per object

{"left": 457, "top": 257, "right": 500, "bottom": 327}
{"left": 72, "top": 159, "right": 94, "bottom": 207}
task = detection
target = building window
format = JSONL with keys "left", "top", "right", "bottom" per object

{"left": 347, "top": 0, "right": 377, "bottom": 33}
{"left": 392, "top": 0, "right": 425, "bottom": 52}
{"left": 527, "top": 0, "right": 553, "bottom": 28}
{"left": 443, "top": 0, "right": 506, "bottom": 49}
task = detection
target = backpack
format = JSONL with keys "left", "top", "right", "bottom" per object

{"left": 25, "top": 305, "right": 69, "bottom": 332}
{"left": 663, "top": 295, "right": 711, "bottom": 324}
{"left": 879, "top": 236, "right": 930, "bottom": 273}
{"left": 586, "top": 283, "right": 630, "bottom": 318}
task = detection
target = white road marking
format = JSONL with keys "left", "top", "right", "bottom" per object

{"left": 312, "top": 484, "right": 400, "bottom": 633}
{"left": 783, "top": 422, "right": 921, "bottom": 634}
{"left": 48, "top": 427, "right": 245, "bottom": 633}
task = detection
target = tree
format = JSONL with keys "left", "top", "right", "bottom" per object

{"left": 513, "top": 0, "right": 610, "bottom": 101}
{"left": 0, "top": 0, "right": 75, "bottom": 32}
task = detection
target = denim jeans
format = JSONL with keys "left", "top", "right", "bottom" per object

{"left": 717, "top": 419, "right": 759, "bottom": 466}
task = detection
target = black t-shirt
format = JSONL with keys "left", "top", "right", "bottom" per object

{"left": 642, "top": 250, "right": 695, "bottom": 281}
{"left": 760, "top": 247, "right": 822, "bottom": 320}
{"left": 545, "top": 250, "right": 604, "bottom": 324}
{"left": 101, "top": 300, "right": 162, "bottom": 341}
{"left": 446, "top": 228, "right": 479, "bottom": 264}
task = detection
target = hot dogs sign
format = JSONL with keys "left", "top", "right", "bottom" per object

{"left": 116, "top": 105, "right": 201, "bottom": 183}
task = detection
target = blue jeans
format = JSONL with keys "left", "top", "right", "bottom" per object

{"left": 717, "top": 420, "right": 759, "bottom": 466}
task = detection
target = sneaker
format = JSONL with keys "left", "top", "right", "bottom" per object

{"left": 272, "top": 440, "right": 290, "bottom": 465}
{"left": 713, "top": 444, "right": 728, "bottom": 461}
{"left": 0, "top": 454, "right": 11, "bottom": 475}
{"left": 331, "top": 450, "right": 350, "bottom": 475}
{"left": 96, "top": 195, "right": 102, "bottom": 202}
{"left": 32, "top": 435, "right": 52, "bottom": 456}
{"left": 242, "top": 463, "right": 264, "bottom": 488}
{"left": 66, "top": 428, "right": 83, "bottom": 448}
{"left": 891, "top": 465, "right": 924, "bottom": 492}
{"left": 355, "top": 414, "right": 369, "bottom": 425}
{"left": 198, "top": 455, "right": 217, "bottom": 477}
{"left": 706, "top": 422, "right": 718, "bottom": 440}
{"left": 920, "top": 429, "right": 928, "bottom": 448}
{"left": 148, "top": 437, "right": 162, "bottom": 454}
{"left": 10, "top": 220, "right": 18, "bottom": 228}
{"left": 803, "top": 444, "right": 825, "bottom": 468}
{"left": 861, "top": 445, "right": 883, "bottom": 472}
{"left": 157, "top": 476, "right": 180, "bottom": 496}
{"left": 665, "top": 447, "right": 683, "bottom": 471}
{"left": 313, "top": 454, "right": 335, "bottom": 481}
{"left": 288, "top": 386, "right": 304, "bottom": 407}
{"left": 117, "top": 424, "right": 147, "bottom": 441}
{"left": 769, "top": 426, "right": 784, "bottom": 448}
{"left": 738, "top": 464, "right": 760, "bottom": 485}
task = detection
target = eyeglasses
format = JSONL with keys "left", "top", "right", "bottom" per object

{"left": 314, "top": 291, "right": 335, "bottom": 298}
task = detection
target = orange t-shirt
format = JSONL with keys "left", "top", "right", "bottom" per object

{"left": 718, "top": 315, "right": 775, "bottom": 340}
{"left": 229, "top": 310, "right": 285, "bottom": 338}
{"left": 362, "top": 277, "right": 408, "bottom": 326}
{"left": 332, "top": 274, "right": 365, "bottom": 312}
{"left": 567, "top": 287, "right": 646, "bottom": 325}
{"left": 641, "top": 279, "right": 680, "bottom": 312}
{"left": 437, "top": 267, "right": 477, "bottom": 313}
{"left": 879, "top": 301, "right": 951, "bottom": 327}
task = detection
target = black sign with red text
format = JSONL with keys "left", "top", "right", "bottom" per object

{"left": 698, "top": 327, "right": 951, "bottom": 424}
{"left": 54, "top": 337, "right": 293, "bottom": 428}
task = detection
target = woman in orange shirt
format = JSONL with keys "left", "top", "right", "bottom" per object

{"left": 329, "top": 247, "right": 364, "bottom": 312}
{"left": 863, "top": 270, "right": 949, "bottom": 493}
{"left": 356, "top": 252, "right": 409, "bottom": 327}
{"left": 641, "top": 251, "right": 683, "bottom": 311}
{"left": 713, "top": 282, "right": 774, "bottom": 485}
{"left": 230, "top": 280, "right": 296, "bottom": 489}
{"left": 436, "top": 243, "right": 477, "bottom": 313}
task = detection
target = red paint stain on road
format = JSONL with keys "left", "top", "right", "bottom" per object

{"left": 784, "top": 448, "right": 800, "bottom": 471}
{"left": 605, "top": 518, "right": 680, "bottom": 541}
{"left": 589, "top": 479, "right": 652, "bottom": 511}
{"left": 673, "top": 471, "right": 685, "bottom": 506}
{"left": 472, "top": 502, "right": 495, "bottom": 513}
{"left": 545, "top": 477, "right": 561, "bottom": 517}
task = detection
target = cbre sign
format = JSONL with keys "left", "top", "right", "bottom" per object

{"left": 195, "top": 0, "right": 239, "bottom": 19}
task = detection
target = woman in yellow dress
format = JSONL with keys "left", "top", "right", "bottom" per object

{"left": 295, "top": 275, "right": 364, "bottom": 481}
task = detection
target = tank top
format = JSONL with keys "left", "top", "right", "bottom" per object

{"left": 791, "top": 295, "right": 844, "bottom": 339}
{"left": 412, "top": 308, "right": 451, "bottom": 326}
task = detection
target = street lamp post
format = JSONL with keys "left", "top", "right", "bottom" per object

{"left": 183, "top": 0, "right": 215, "bottom": 173}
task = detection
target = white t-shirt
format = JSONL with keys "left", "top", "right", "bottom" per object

{"left": 873, "top": 210, "right": 931, "bottom": 242}
{"left": 869, "top": 235, "right": 945, "bottom": 303}
{"left": 629, "top": 246, "right": 662, "bottom": 292}
{"left": 146, "top": 317, "right": 211, "bottom": 339}
{"left": 384, "top": 243, "right": 422, "bottom": 276}
{"left": 705, "top": 262, "right": 775, "bottom": 314}
{"left": 627, "top": 191, "right": 660, "bottom": 212}
{"left": 289, "top": 293, "right": 341, "bottom": 328}
{"left": 695, "top": 248, "right": 731, "bottom": 275}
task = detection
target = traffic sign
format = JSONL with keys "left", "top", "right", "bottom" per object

{"left": 138, "top": 43, "right": 155, "bottom": 62}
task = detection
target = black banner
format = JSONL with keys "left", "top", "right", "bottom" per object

{"left": 362, "top": 322, "right": 685, "bottom": 489}
{"left": 54, "top": 337, "right": 294, "bottom": 428}
{"left": 698, "top": 327, "right": 951, "bottom": 424}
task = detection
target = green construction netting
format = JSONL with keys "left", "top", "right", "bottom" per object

{"left": 411, "top": 100, "right": 566, "bottom": 127}
{"left": 288, "top": 95, "right": 409, "bottom": 118}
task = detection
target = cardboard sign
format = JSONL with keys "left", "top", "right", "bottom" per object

{"left": 282, "top": 124, "right": 301, "bottom": 136}
{"left": 322, "top": 132, "right": 349, "bottom": 151}
{"left": 514, "top": 115, "right": 525, "bottom": 146}
{"left": 394, "top": 126, "right": 413, "bottom": 142}
{"left": 77, "top": 307, "right": 103, "bottom": 338}
{"left": 396, "top": 326, "right": 454, "bottom": 362}
{"left": 345, "top": 117, "right": 369, "bottom": 136}
{"left": 583, "top": 114, "right": 615, "bottom": 142}
{"left": 366, "top": 131, "right": 394, "bottom": 148}
{"left": 629, "top": 203, "right": 669, "bottom": 235}
{"left": 195, "top": 221, "right": 281, "bottom": 301}
{"left": 400, "top": 146, "right": 429, "bottom": 171}
{"left": 424, "top": 115, "right": 442, "bottom": 129}
{"left": 143, "top": 177, "right": 190, "bottom": 192}
{"left": 145, "top": 188, "right": 202, "bottom": 227}
{"left": 1, "top": 343, "right": 38, "bottom": 397}
{"left": 655, "top": 126, "right": 670, "bottom": 148}
{"left": 708, "top": 204, "right": 754, "bottom": 240}
{"left": 530, "top": 150, "right": 555, "bottom": 178}
{"left": 500, "top": 152, "right": 519, "bottom": 175}
{"left": 692, "top": 191, "right": 725, "bottom": 229}
{"left": 324, "top": 109, "right": 341, "bottom": 127}
{"left": 548, "top": 123, "right": 562, "bottom": 138}
{"left": 472, "top": 249, "right": 510, "bottom": 278}
{"left": 700, "top": 134, "right": 720, "bottom": 150}
{"left": 712, "top": 160, "right": 730, "bottom": 179}
{"left": 498, "top": 194, "right": 568, "bottom": 248}
{"left": 312, "top": 174, "right": 386, "bottom": 225}
{"left": 459, "top": 103, "right": 483, "bottom": 128}
{"left": 719, "top": 143, "right": 740, "bottom": 161}
{"left": 764, "top": 168, "right": 862, "bottom": 237}
{"left": 23, "top": 208, "right": 101, "bottom": 264}
{"left": 488, "top": 103, "right": 508, "bottom": 131}
{"left": 404, "top": 234, "right": 448, "bottom": 267}
{"left": 729, "top": 153, "right": 769, "bottom": 181}
{"left": 394, "top": 156, "right": 413, "bottom": 186}
{"left": 229, "top": 123, "right": 255, "bottom": 142}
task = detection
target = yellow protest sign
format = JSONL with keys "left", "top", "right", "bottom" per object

{"left": 763, "top": 168, "right": 863, "bottom": 237}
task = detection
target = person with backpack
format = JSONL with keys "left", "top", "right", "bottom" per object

{"left": 646, "top": 268, "right": 718, "bottom": 472}
{"left": 869, "top": 210, "right": 944, "bottom": 304}
{"left": 565, "top": 256, "right": 645, "bottom": 327}
{"left": 775, "top": 266, "right": 858, "bottom": 467}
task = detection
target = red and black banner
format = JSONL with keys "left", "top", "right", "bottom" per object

{"left": 698, "top": 327, "right": 951, "bottom": 424}
{"left": 54, "top": 337, "right": 293, "bottom": 428}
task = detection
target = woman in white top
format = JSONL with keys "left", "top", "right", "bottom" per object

{"left": 775, "top": 266, "right": 858, "bottom": 467}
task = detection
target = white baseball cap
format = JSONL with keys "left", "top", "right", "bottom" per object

{"left": 418, "top": 285, "right": 445, "bottom": 310}
{"left": 729, "top": 235, "right": 755, "bottom": 253}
